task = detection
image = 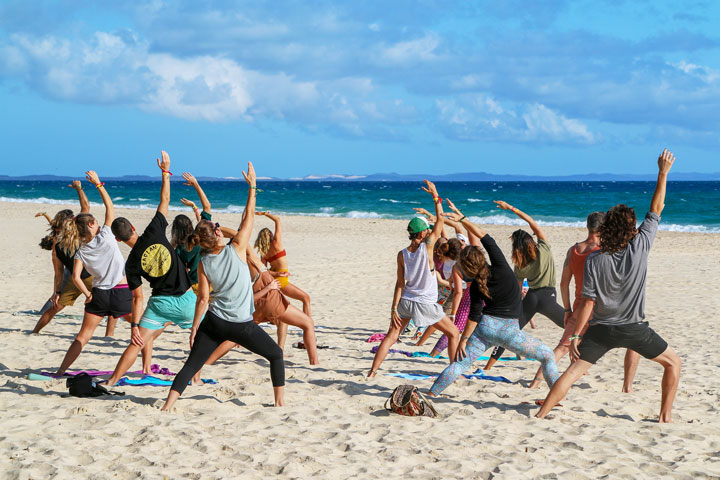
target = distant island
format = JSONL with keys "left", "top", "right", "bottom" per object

{"left": 1, "top": 172, "right": 718, "bottom": 182}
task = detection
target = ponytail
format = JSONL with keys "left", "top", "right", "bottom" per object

{"left": 193, "top": 220, "right": 218, "bottom": 253}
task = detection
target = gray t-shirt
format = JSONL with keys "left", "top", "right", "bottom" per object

{"left": 201, "top": 245, "right": 255, "bottom": 323}
{"left": 582, "top": 212, "right": 660, "bottom": 326}
{"left": 74, "top": 225, "right": 127, "bottom": 290}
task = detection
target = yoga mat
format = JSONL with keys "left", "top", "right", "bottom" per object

{"left": 383, "top": 369, "right": 512, "bottom": 384}
{"left": 39, "top": 364, "right": 177, "bottom": 378}
{"left": 115, "top": 375, "right": 216, "bottom": 387}
{"left": 370, "top": 346, "right": 526, "bottom": 361}
{"left": 27, "top": 373, "right": 48, "bottom": 381}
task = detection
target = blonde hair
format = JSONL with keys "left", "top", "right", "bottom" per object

{"left": 254, "top": 228, "right": 273, "bottom": 256}
{"left": 58, "top": 213, "right": 95, "bottom": 254}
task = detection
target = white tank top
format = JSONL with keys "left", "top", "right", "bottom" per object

{"left": 401, "top": 244, "right": 438, "bottom": 304}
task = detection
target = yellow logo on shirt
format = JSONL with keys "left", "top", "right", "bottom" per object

{"left": 141, "top": 244, "right": 172, "bottom": 278}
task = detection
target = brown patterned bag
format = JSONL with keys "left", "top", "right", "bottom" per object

{"left": 384, "top": 384, "right": 438, "bottom": 418}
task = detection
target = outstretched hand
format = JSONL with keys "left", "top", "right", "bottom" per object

{"left": 180, "top": 198, "right": 196, "bottom": 208}
{"left": 68, "top": 180, "right": 83, "bottom": 190}
{"left": 85, "top": 170, "right": 100, "bottom": 186}
{"left": 658, "top": 148, "right": 675, "bottom": 175}
{"left": 182, "top": 172, "right": 197, "bottom": 186}
{"left": 443, "top": 211, "right": 463, "bottom": 222}
{"left": 445, "top": 198, "right": 462, "bottom": 215}
{"left": 157, "top": 150, "right": 170, "bottom": 172}
{"left": 243, "top": 162, "right": 256, "bottom": 186}
{"left": 413, "top": 208, "right": 436, "bottom": 222}
{"left": 421, "top": 179, "right": 439, "bottom": 197}
{"left": 34, "top": 212, "right": 46, "bottom": 218}
{"left": 494, "top": 200, "right": 512, "bottom": 210}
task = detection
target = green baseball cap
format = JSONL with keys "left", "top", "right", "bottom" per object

{"left": 408, "top": 216, "right": 431, "bottom": 233}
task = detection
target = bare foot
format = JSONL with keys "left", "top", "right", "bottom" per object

{"left": 658, "top": 413, "right": 672, "bottom": 423}
{"left": 622, "top": 385, "right": 633, "bottom": 393}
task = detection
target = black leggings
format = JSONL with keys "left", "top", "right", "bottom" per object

{"left": 491, "top": 287, "right": 565, "bottom": 360}
{"left": 170, "top": 310, "right": 285, "bottom": 395}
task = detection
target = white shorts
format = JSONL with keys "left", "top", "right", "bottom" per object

{"left": 398, "top": 298, "right": 445, "bottom": 327}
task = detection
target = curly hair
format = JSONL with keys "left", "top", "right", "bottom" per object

{"left": 510, "top": 229, "right": 537, "bottom": 269}
{"left": 599, "top": 204, "right": 637, "bottom": 253}
{"left": 457, "top": 246, "right": 491, "bottom": 298}
{"left": 39, "top": 209, "right": 74, "bottom": 250}
{"left": 254, "top": 228, "right": 274, "bottom": 256}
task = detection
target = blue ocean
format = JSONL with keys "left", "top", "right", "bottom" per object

{"left": 1, "top": 180, "right": 718, "bottom": 233}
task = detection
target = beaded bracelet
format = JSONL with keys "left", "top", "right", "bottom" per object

{"left": 569, "top": 334, "right": 582, "bottom": 341}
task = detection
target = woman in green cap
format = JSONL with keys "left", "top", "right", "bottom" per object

{"left": 367, "top": 180, "right": 460, "bottom": 377}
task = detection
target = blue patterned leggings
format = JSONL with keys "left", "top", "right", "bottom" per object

{"left": 429, "top": 314, "right": 559, "bottom": 395}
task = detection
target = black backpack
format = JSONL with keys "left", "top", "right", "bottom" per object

{"left": 66, "top": 373, "right": 124, "bottom": 397}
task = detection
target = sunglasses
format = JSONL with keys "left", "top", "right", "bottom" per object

{"left": 214, "top": 222, "right": 220, "bottom": 229}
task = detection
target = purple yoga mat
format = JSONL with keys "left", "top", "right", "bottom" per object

{"left": 40, "top": 364, "right": 176, "bottom": 378}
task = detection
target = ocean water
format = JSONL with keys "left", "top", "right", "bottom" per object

{"left": 1, "top": 180, "right": 718, "bottom": 233}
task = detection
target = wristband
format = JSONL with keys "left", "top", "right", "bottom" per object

{"left": 461, "top": 335, "right": 471, "bottom": 341}
{"left": 192, "top": 205, "right": 199, "bottom": 211}
{"left": 459, "top": 216, "right": 466, "bottom": 222}
{"left": 569, "top": 334, "right": 582, "bottom": 341}
{"left": 564, "top": 309, "right": 572, "bottom": 313}
{"left": 131, "top": 323, "right": 140, "bottom": 328}
{"left": 434, "top": 196, "right": 442, "bottom": 203}
{"left": 95, "top": 182, "right": 105, "bottom": 189}
{"left": 162, "top": 170, "right": 173, "bottom": 176}
{"left": 391, "top": 307, "right": 398, "bottom": 312}
{"left": 511, "top": 207, "right": 518, "bottom": 213}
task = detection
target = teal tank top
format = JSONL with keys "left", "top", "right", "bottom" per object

{"left": 201, "top": 245, "right": 255, "bottom": 323}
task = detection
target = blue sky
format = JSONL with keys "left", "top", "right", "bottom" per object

{"left": 0, "top": 0, "right": 718, "bottom": 177}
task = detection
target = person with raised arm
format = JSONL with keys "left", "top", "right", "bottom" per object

{"left": 484, "top": 200, "right": 565, "bottom": 370}
{"left": 33, "top": 181, "right": 94, "bottom": 333}
{"left": 54, "top": 172, "right": 132, "bottom": 376}
{"left": 161, "top": 162, "right": 286, "bottom": 410}
{"left": 195, "top": 245, "right": 319, "bottom": 369}
{"left": 173, "top": 172, "right": 215, "bottom": 292}
{"left": 537, "top": 149, "right": 681, "bottom": 423}
{"left": 427, "top": 201, "right": 558, "bottom": 396}
{"left": 367, "top": 181, "right": 460, "bottom": 377}
{"left": 524, "top": 211, "right": 606, "bottom": 388}
{"left": 254, "top": 211, "right": 312, "bottom": 349}
{"left": 103, "top": 151, "right": 199, "bottom": 386}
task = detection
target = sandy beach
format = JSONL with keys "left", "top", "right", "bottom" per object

{"left": 1, "top": 200, "right": 718, "bottom": 479}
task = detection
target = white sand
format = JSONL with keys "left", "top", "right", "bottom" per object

{"left": 1, "top": 201, "right": 718, "bottom": 479}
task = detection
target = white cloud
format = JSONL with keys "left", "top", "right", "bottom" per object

{"left": 0, "top": 30, "right": 417, "bottom": 139}
{"left": 436, "top": 95, "right": 597, "bottom": 144}
{"left": 376, "top": 33, "right": 441, "bottom": 66}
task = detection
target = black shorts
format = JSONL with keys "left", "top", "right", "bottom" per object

{"left": 578, "top": 322, "right": 668, "bottom": 364}
{"left": 85, "top": 286, "right": 132, "bottom": 318}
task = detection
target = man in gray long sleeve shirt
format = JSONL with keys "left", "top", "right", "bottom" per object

{"left": 537, "top": 149, "right": 682, "bottom": 423}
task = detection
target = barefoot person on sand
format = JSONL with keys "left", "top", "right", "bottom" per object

{"left": 104, "top": 152, "right": 197, "bottom": 387}
{"left": 33, "top": 181, "right": 92, "bottom": 333}
{"left": 199, "top": 246, "right": 320, "bottom": 367}
{"left": 367, "top": 180, "right": 460, "bottom": 377}
{"left": 427, "top": 203, "right": 559, "bottom": 397}
{"left": 162, "top": 162, "right": 286, "bottom": 410}
{"left": 255, "top": 211, "right": 313, "bottom": 350}
{"left": 55, "top": 171, "right": 132, "bottom": 376}
{"left": 537, "top": 149, "right": 682, "bottom": 423}
{"left": 527, "top": 211, "right": 607, "bottom": 389}
{"left": 485, "top": 201, "right": 565, "bottom": 370}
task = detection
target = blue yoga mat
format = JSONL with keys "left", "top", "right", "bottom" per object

{"left": 115, "top": 375, "right": 217, "bottom": 387}
{"left": 383, "top": 368, "right": 512, "bottom": 384}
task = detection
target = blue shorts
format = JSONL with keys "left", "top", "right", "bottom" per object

{"left": 139, "top": 289, "right": 196, "bottom": 330}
